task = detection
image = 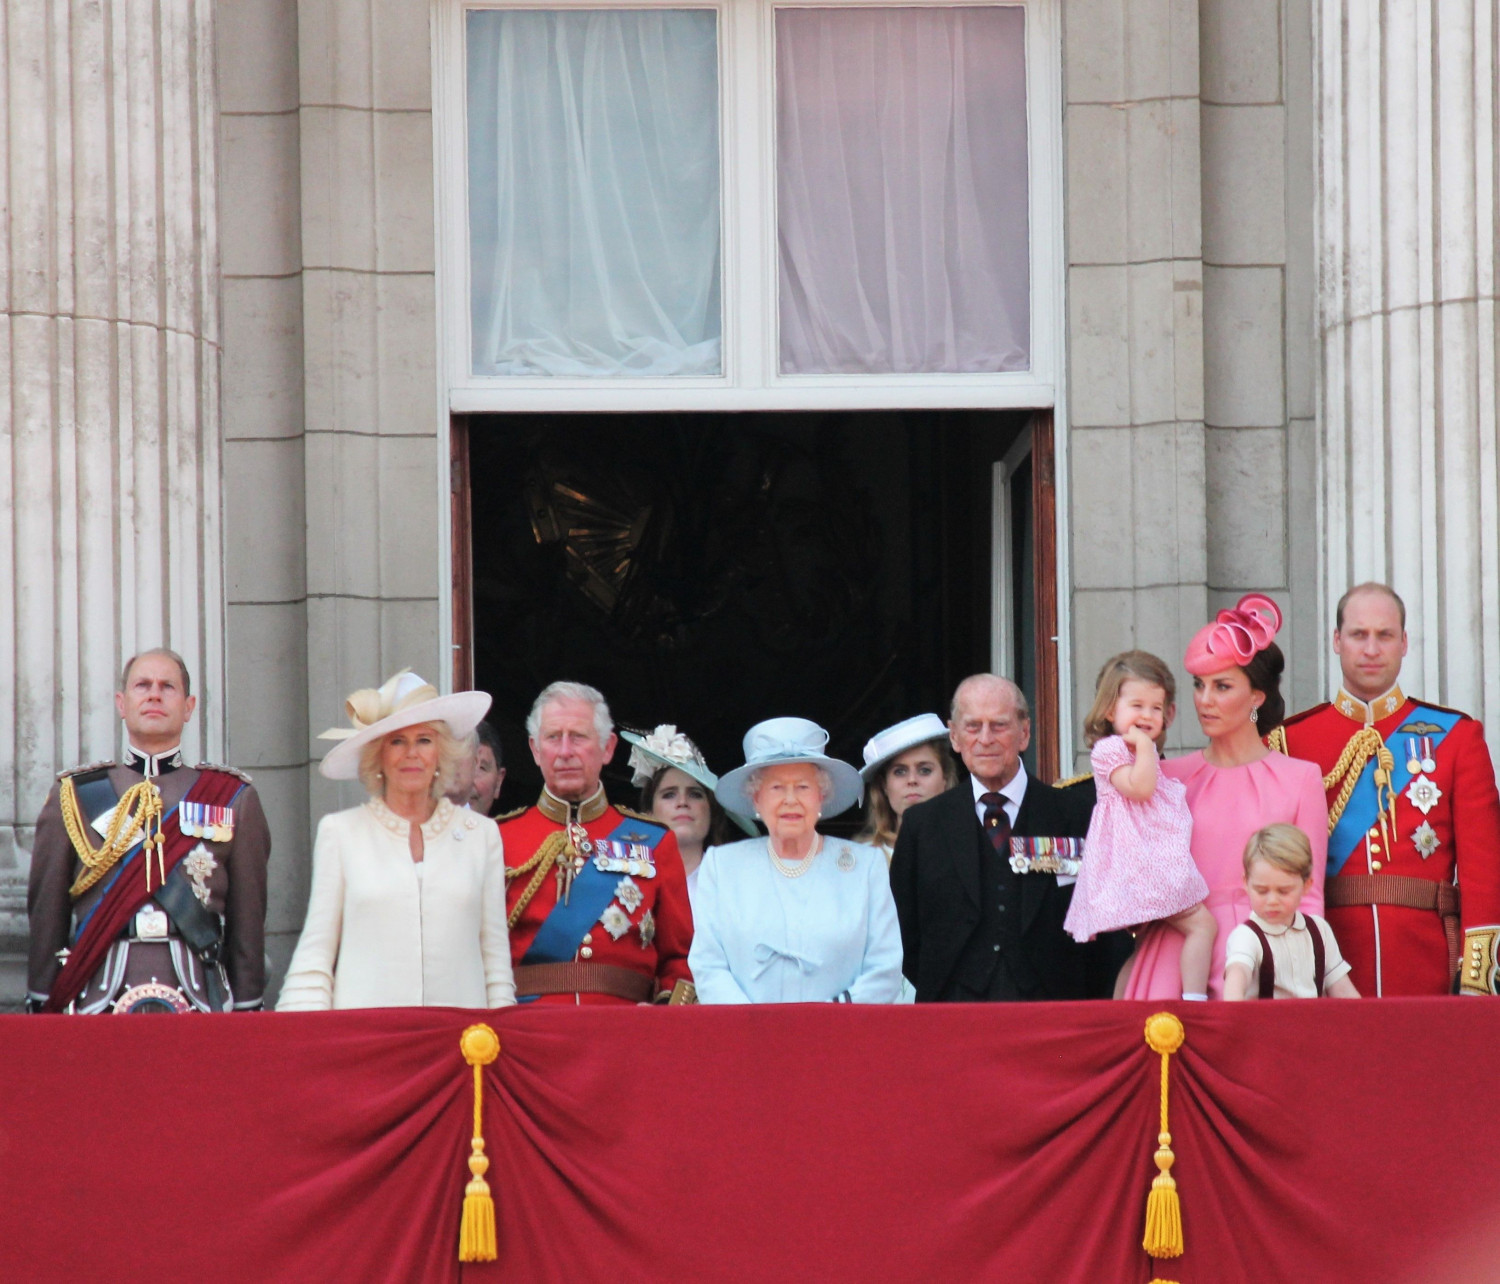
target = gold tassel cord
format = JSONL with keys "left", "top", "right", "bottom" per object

{"left": 504, "top": 831, "right": 570, "bottom": 929}
{"left": 1323, "top": 727, "right": 1398, "bottom": 849}
{"left": 1142, "top": 1012, "right": 1186, "bottom": 1261}
{"left": 458, "top": 1023, "right": 501, "bottom": 1263}
{"left": 60, "top": 777, "right": 165, "bottom": 898}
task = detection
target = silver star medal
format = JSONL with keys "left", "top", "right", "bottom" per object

{"left": 600, "top": 903, "right": 632, "bottom": 941}
{"left": 614, "top": 875, "right": 644, "bottom": 912}
{"left": 638, "top": 908, "right": 656, "bottom": 949}
{"left": 183, "top": 843, "right": 217, "bottom": 906}
{"left": 1405, "top": 775, "right": 1442, "bottom": 816}
{"left": 1412, "top": 821, "right": 1440, "bottom": 860}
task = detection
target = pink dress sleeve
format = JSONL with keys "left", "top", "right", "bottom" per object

{"left": 1292, "top": 757, "right": 1331, "bottom": 915}
{"left": 1090, "top": 735, "right": 1133, "bottom": 793}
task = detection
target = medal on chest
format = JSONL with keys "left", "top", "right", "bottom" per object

{"left": 555, "top": 821, "right": 592, "bottom": 904}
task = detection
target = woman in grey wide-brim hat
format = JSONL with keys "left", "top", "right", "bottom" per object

{"left": 688, "top": 717, "right": 903, "bottom": 1004}
{"left": 278, "top": 670, "right": 516, "bottom": 1011}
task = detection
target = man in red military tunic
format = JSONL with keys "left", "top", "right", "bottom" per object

{"left": 501, "top": 681, "right": 694, "bottom": 1005}
{"left": 1273, "top": 583, "right": 1500, "bottom": 996}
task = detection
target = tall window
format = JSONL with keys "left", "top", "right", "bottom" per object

{"left": 441, "top": 0, "right": 1060, "bottom": 409}
{"left": 467, "top": 10, "right": 723, "bottom": 376}
{"left": 776, "top": 7, "right": 1029, "bottom": 374}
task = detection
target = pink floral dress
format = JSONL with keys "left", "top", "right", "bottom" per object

{"left": 1064, "top": 735, "right": 1205, "bottom": 941}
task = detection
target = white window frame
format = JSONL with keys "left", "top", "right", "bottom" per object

{"left": 433, "top": 0, "right": 1065, "bottom": 412}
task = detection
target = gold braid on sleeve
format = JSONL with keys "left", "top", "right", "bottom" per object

{"left": 505, "top": 831, "right": 570, "bottom": 928}
{"left": 1322, "top": 727, "right": 1397, "bottom": 848}
{"left": 60, "top": 776, "right": 165, "bottom": 898}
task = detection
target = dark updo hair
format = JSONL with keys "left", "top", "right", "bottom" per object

{"left": 1242, "top": 642, "right": 1286, "bottom": 733}
{"left": 640, "top": 764, "right": 735, "bottom": 849}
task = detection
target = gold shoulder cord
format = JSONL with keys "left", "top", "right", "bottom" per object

{"left": 60, "top": 776, "right": 166, "bottom": 898}
{"left": 504, "top": 830, "right": 570, "bottom": 928}
{"left": 1263, "top": 726, "right": 1287, "bottom": 755}
{"left": 1321, "top": 726, "right": 1397, "bottom": 846}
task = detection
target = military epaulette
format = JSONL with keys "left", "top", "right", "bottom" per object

{"left": 195, "top": 762, "right": 254, "bottom": 784}
{"left": 57, "top": 759, "right": 115, "bottom": 781}
{"left": 616, "top": 805, "right": 657, "bottom": 823}
{"left": 1403, "top": 700, "right": 1474, "bottom": 723}
{"left": 1279, "top": 703, "right": 1330, "bottom": 730}
{"left": 1053, "top": 772, "right": 1091, "bottom": 789}
{"left": 494, "top": 803, "right": 529, "bottom": 822}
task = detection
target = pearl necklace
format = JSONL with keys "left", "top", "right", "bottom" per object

{"left": 768, "top": 835, "right": 820, "bottom": 879}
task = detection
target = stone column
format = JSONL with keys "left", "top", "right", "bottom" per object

{"left": 0, "top": 0, "right": 223, "bottom": 893}
{"left": 1317, "top": 1, "right": 1500, "bottom": 731}
{"left": 1063, "top": 0, "right": 1210, "bottom": 768}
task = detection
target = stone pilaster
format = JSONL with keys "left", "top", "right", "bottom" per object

{"left": 0, "top": 0, "right": 223, "bottom": 885}
{"left": 1063, "top": 0, "right": 1209, "bottom": 767}
{"left": 1317, "top": 1, "right": 1500, "bottom": 732}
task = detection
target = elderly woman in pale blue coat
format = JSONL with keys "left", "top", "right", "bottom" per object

{"left": 689, "top": 718, "right": 903, "bottom": 1004}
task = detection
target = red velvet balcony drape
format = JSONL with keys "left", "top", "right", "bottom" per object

{"left": 2, "top": 999, "right": 1496, "bottom": 1282}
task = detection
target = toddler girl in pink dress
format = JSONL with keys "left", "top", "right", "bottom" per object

{"left": 1064, "top": 651, "right": 1217, "bottom": 1000}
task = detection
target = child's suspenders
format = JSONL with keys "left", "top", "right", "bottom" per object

{"left": 1244, "top": 917, "right": 1326, "bottom": 998}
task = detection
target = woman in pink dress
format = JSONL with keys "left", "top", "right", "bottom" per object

{"left": 1122, "top": 595, "right": 1330, "bottom": 1000}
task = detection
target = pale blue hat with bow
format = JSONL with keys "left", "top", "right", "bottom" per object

{"left": 715, "top": 717, "right": 864, "bottom": 819}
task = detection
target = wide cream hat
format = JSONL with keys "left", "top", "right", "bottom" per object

{"left": 317, "top": 669, "right": 491, "bottom": 780}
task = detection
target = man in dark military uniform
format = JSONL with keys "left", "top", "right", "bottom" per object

{"left": 501, "top": 681, "right": 694, "bottom": 1005}
{"left": 26, "top": 648, "right": 271, "bottom": 1013}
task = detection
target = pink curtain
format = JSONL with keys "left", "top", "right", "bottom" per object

{"left": 776, "top": 6, "right": 1030, "bottom": 375}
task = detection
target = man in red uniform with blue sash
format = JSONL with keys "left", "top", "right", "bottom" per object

{"left": 501, "top": 681, "right": 694, "bottom": 1005}
{"left": 1273, "top": 584, "right": 1500, "bottom": 996}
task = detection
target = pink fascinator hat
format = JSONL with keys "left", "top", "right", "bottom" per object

{"left": 1184, "top": 594, "right": 1283, "bottom": 676}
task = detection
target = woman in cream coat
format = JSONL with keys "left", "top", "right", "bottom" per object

{"left": 277, "top": 670, "right": 516, "bottom": 1010}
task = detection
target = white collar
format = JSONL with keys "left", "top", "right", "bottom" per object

{"left": 1249, "top": 910, "right": 1306, "bottom": 937}
{"left": 970, "top": 760, "right": 1028, "bottom": 808}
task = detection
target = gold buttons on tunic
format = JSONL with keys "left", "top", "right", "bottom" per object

{"left": 580, "top": 946, "right": 594, "bottom": 959}
{"left": 1371, "top": 860, "right": 1383, "bottom": 871}
{"left": 581, "top": 933, "right": 593, "bottom": 946}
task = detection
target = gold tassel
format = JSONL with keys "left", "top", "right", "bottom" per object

{"left": 458, "top": 1023, "right": 501, "bottom": 1263}
{"left": 1142, "top": 1012, "right": 1186, "bottom": 1260}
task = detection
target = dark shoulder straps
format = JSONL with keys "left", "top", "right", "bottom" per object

{"left": 1245, "top": 917, "right": 1326, "bottom": 997}
{"left": 1244, "top": 920, "right": 1275, "bottom": 999}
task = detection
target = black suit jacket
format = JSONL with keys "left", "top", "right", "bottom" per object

{"left": 890, "top": 775, "right": 1120, "bottom": 1001}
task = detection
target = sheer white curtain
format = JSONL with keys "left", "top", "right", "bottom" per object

{"left": 467, "top": 10, "right": 722, "bottom": 377}
{"left": 776, "top": 6, "right": 1030, "bottom": 375}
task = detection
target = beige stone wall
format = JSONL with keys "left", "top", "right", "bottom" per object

{"left": 217, "top": 0, "right": 444, "bottom": 992}
{"left": 1317, "top": 0, "right": 1500, "bottom": 748}
{"left": 1063, "top": 0, "right": 1319, "bottom": 769}
{"left": 0, "top": 0, "right": 225, "bottom": 1003}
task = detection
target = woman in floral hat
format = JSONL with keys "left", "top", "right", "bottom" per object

{"left": 621, "top": 724, "right": 757, "bottom": 909}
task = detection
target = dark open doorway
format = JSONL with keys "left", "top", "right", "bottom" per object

{"left": 455, "top": 409, "right": 1056, "bottom": 816}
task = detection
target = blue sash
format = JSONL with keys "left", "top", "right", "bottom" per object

{"left": 520, "top": 817, "right": 668, "bottom": 967}
{"left": 1327, "top": 706, "right": 1463, "bottom": 876}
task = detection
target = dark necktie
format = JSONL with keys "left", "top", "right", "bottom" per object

{"left": 980, "top": 791, "right": 1012, "bottom": 854}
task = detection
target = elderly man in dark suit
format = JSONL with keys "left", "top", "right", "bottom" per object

{"left": 891, "top": 674, "right": 1118, "bottom": 1001}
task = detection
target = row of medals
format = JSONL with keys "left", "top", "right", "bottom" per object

{"left": 180, "top": 802, "right": 234, "bottom": 843}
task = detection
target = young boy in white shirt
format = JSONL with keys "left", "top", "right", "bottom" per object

{"left": 1223, "top": 824, "right": 1361, "bottom": 1000}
